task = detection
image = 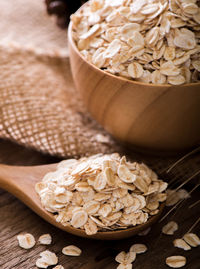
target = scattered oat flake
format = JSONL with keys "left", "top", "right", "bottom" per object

{"left": 38, "top": 234, "right": 52, "bottom": 245}
{"left": 115, "top": 251, "right": 136, "bottom": 264}
{"left": 183, "top": 233, "right": 200, "bottom": 247}
{"left": 17, "top": 233, "right": 36, "bottom": 249}
{"left": 36, "top": 250, "right": 58, "bottom": 268}
{"left": 36, "top": 259, "right": 48, "bottom": 269}
{"left": 162, "top": 221, "right": 178, "bottom": 235}
{"left": 130, "top": 244, "right": 147, "bottom": 254}
{"left": 173, "top": 239, "right": 191, "bottom": 251}
{"left": 125, "top": 251, "right": 136, "bottom": 264}
{"left": 166, "top": 256, "right": 186, "bottom": 268}
{"left": 166, "top": 190, "right": 180, "bottom": 206}
{"left": 177, "top": 189, "right": 190, "bottom": 200}
{"left": 62, "top": 245, "right": 82, "bottom": 256}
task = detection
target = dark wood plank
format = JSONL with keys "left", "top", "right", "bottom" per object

{"left": 0, "top": 139, "right": 199, "bottom": 269}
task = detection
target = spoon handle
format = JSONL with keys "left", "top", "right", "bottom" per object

{"left": 0, "top": 164, "right": 61, "bottom": 229}
{"left": 0, "top": 164, "right": 32, "bottom": 196}
{"left": 0, "top": 163, "right": 56, "bottom": 196}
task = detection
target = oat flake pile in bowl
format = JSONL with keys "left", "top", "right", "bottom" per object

{"left": 35, "top": 154, "right": 167, "bottom": 235}
{"left": 71, "top": 0, "right": 200, "bottom": 85}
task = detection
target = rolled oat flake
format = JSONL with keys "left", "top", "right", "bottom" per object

{"left": 183, "top": 233, "right": 200, "bottom": 247}
{"left": 62, "top": 245, "right": 82, "bottom": 256}
{"left": 162, "top": 221, "right": 178, "bottom": 235}
{"left": 17, "top": 233, "right": 36, "bottom": 249}
{"left": 166, "top": 256, "right": 186, "bottom": 268}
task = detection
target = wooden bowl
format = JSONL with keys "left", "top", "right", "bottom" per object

{"left": 68, "top": 22, "right": 200, "bottom": 154}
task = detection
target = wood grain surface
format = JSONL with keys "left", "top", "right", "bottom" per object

{"left": 0, "top": 139, "right": 199, "bottom": 269}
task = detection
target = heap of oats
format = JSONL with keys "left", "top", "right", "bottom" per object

{"left": 71, "top": 0, "right": 200, "bottom": 85}
{"left": 35, "top": 153, "right": 167, "bottom": 235}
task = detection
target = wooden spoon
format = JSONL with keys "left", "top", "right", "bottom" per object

{"left": 0, "top": 163, "right": 164, "bottom": 240}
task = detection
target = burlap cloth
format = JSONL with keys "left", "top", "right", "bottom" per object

{"left": 0, "top": 0, "right": 199, "bottom": 181}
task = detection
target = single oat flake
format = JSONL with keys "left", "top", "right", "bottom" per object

{"left": 115, "top": 251, "right": 136, "bottom": 264}
{"left": 183, "top": 233, "right": 200, "bottom": 247}
{"left": 71, "top": 210, "right": 88, "bottom": 228}
{"left": 166, "top": 189, "right": 190, "bottom": 207}
{"left": 162, "top": 221, "right": 178, "bottom": 235}
{"left": 17, "top": 233, "right": 36, "bottom": 249}
{"left": 166, "top": 256, "right": 186, "bottom": 268}
{"left": 173, "top": 239, "right": 191, "bottom": 251}
{"left": 36, "top": 250, "right": 58, "bottom": 269}
{"left": 129, "top": 243, "right": 147, "bottom": 254}
{"left": 71, "top": 0, "right": 200, "bottom": 85}
{"left": 62, "top": 245, "right": 82, "bottom": 256}
{"left": 38, "top": 234, "right": 52, "bottom": 245}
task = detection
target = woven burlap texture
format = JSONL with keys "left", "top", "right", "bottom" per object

{"left": 0, "top": 0, "right": 121, "bottom": 158}
{"left": 0, "top": 45, "right": 121, "bottom": 158}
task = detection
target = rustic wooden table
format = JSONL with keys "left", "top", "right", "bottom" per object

{"left": 0, "top": 139, "right": 199, "bottom": 269}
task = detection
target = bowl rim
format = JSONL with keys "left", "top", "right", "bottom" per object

{"left": 68, "top": 9, "right": 200, "bottom": 88}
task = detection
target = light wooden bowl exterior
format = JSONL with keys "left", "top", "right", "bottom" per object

{"left": 68, "top": 22, "right": 200, "bottom": 153}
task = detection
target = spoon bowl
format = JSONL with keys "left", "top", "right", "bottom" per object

{"left": 0, "top": 163, "right": 164, "bottom": 240}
